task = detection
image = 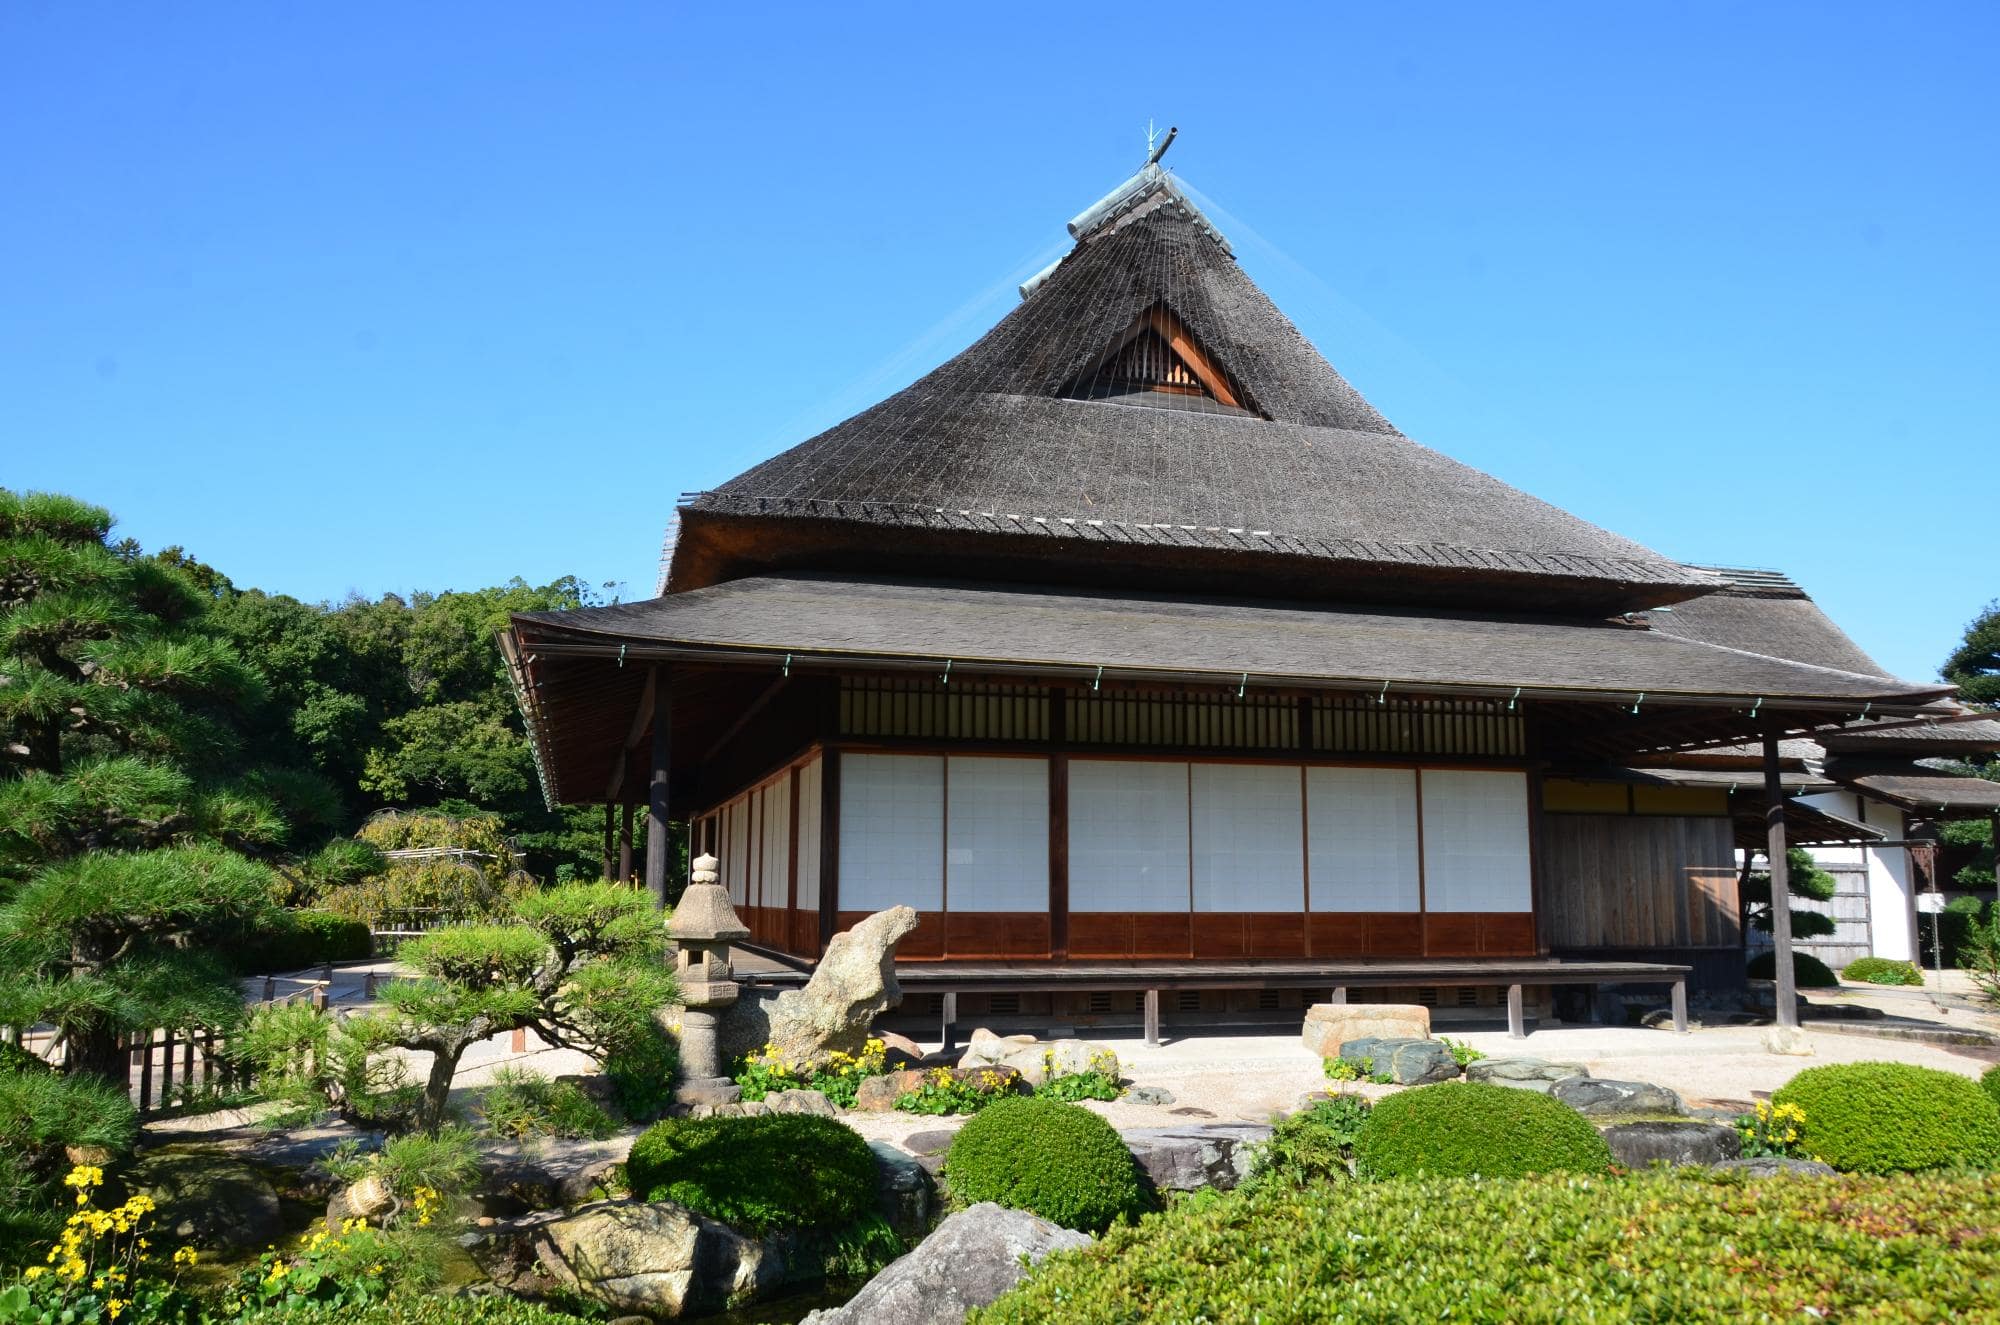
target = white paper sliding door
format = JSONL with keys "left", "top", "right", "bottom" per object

{"left": 725, "top": 797, "right": 750, "bottom": 905}
{"left": 838, "top": 753, "right": 944, "bottom": 910}
{"left": 946, "top": 757, "right": 1048, "bottom": 911}
{"left": 1420, "top": 769, "right": 1532, "bottom": 912}
{"left": 758, "top": 776, "right": 791, "bottom": 909}
{"left": 1307, "top": 767, "right": 1421, "bottom": 911}
{"left": 795, "top": 757, "right": 822, "bottom": 914}
{"left": 1191, "top": 763, "right": 1303, "bottom": 912}
{"left": 1069, "top": 759, "right": 1190, "bottom": 911}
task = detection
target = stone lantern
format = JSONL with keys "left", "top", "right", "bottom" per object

{"left": 666, "top": 852, "right": 748, "bottom": 1105}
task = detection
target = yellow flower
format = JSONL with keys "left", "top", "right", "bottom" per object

{"left": 173, "top": 1246, "right": 199, "bottom": 1267}
{"left": 107, "top": 1299, "right": 127, "bottom": 1319}
{"left": 22, "top": 1267, "right": 45, "bottom": 1281}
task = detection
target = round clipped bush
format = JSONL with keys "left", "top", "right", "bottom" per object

{"left": 1984, "top": 1065, "right": 2000, "bottom": 1114}
{"left": 1772, "top": 1062, "right": 2000, "bottom": 1173}
{"left": 1841, "top": 957, "right": 1923, "bottom": 987}
{"left": 1747, "top": 949, "right": 1839, "bottom": 988}
{"left": 944, "top": 1097, "right": 1146, "bottom": 1232}
{"left": 626, "top": 1113, "right": 877, "bottom": 1235}
{"left": 1353, "top": 1081, "right": 1612, "bottom": 1179}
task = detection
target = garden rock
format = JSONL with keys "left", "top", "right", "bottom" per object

{"left": 868, "top": 1140, "right": 935, "bottom": 1239}
{"left": 763, "top": 1088, "right": 837, "bottom": 1117}
{"left": 854, "top": 1069, "right": 924, "bottom": 1112}
{"left": 1120, "top": 1123, "right": 1273, "bottom": 1193}
{"left": 1601, "top": 1122, "right": 1741, "bottom": 1168}
{"left": 479, "top": 1199, "right": 775, "bottom": 1318}
{"left": 876, "top": 1031, "right": 928, "bottom": 1067}
{"left": 1467, "top": 1058, "right": 1590, "bottom": 1093}
{"left": 1300, "top": 1002, "right": 1430, "bottom": 1057}
{"left": 1340, "top": 1037, "right": 1459, "bottom": 1085}
{"left": 959, "top": 1029, "right": 1118, "bottom": 1088}
{"left": 1551, "top": 1077, "right": 1685, "bottom": 1117}
{"left": 1712, "top": 1156, "right": 1837, "bottom": 1177}
{"left": 1128, "top": 1086, "right": 1175, "bottom": 1106}
{"left": 718, "top": 906, "right": 920, "bottom": 1067}
{"left": 129, "top": 1147, "right": 282, "bottom": 1251}
{"left": 798, "top": 1202, "right": 1090, "bottom": 1325}
{"left": 325, "top": 1172, "right": 395, "bottom": 1232}
{"left": 901, "top": 1130, "right": 956, "bottom": 1157}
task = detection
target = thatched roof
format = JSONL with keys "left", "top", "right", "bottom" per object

{"left": 1647, "top": 567, "right": 1890, "bottom": 678}
{"left": 1827, "top": 761, "right": 2000, "bottom": 815}
{"left": 670, "top": 169, "right": 1717, "bottom": 613}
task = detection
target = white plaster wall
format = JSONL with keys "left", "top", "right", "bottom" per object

{"left": 1862, "top": 797, "right": 1915, "bottom": 962}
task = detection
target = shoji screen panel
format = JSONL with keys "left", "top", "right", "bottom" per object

{"left": 837, "top": 754, "right": 944, "bottom": 912}
{"left": 1307, "top": 767, "right": 1421, "bottom": 912}
{"left": 1191, "top": 763, "right": 1304, "bottom": 911}
{"left": 759, "top": 775, "right": 791, "bottom": 909}
{"left": 725, "top": 797, "right": 750, "bottom": 906}
{"left": 1419, "top": 769, "right": 1534, "bottom": 955}
{"left": 1068, "top": 760, "right": 1192, "bottom": 957}
{"left": 946, "top": 757, "right": 1048, "bottom": 912}
{"left": 791, "top": 758, "right": 823, "bottom": 956}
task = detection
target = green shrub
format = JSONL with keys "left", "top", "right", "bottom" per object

{"left": 1771, "top": 1061, "right": 2000, "bottom": 1173}
{"left": 1353, "top": 1081, "right": 1612, "bottom": 1179}
{"left": 944, "top": 1098, "right": 1146, "bottom": 1232}
{"left": 1746, "top": 948, "right": 1839, "bottom": 987}
{"left": 626, "top": 1114, "right": 876, "bottom": 1235}
{"left": 1034, "top": 1071, "right": 1121, "bottom": 1103}
{"left": 479, "top": 1067, "right": 616, "bottom": 1141}
{"left": 1918, "top": 895, "right": 1994, "bottom": 967}
{"left": 1440, "top": 1036, "right": 1486, "bottom": 1067}
{"left": 235, "top": 909, "right": 373, "bottom": 974}
{"left": 245, "top": 1294, "right": 592, "bottom": 1323}
{"left": 1242, "top": 1093, "right": 1370, "bottom": 1195}
{"left": 1841, "top": 956, "right": 1923, "bottom": 986}
{"left": 973, "top": 1170, "right": 2000, "bottom": 1324}
{"left": 735, "top": 1037, "right": 889, "bottom": 1109}
{"left": 896, "top": 1065, "right": 1020, "bottom": 1116}
{"left": 1984, "top": 1065, "right": 2000, "bottom": 1114}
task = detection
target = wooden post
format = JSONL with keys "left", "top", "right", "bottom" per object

{"left": 602, "top": 802, "right": 616, "bottom": 881}
{"left": 1143, "top": 989, "right": 1161, "bottom": 1046}
{"left": 1764, "top": 731, "right": 1800, "bottom": 1030}
{"left": 940, "top": 991, "right": 958, "bottom": 1057}
{"left": 138, "top": 1030, "right": 155, "bottom": 1114}
{"left": 645, "top": 668, "right": 673, "bottom": 909}
{"left": 1330, "top": 986, "right": 1348, "bottom": 1004}
{"left": 1671, "top": 977, "right": 1689, "bottom": 1034}
{"left": 1506, "top": 983, "right": 1525, "bottom": 1038}
{"left": 619, "top": 801, "right": 635, "bottom": 885}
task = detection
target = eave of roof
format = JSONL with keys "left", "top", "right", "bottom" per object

{"left": 512, "top": 574, "right": 1954, "bottom": 712}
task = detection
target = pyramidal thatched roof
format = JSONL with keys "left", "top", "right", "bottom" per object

{"left": 671, "top": 166, "right": 1718, "bottom": 613}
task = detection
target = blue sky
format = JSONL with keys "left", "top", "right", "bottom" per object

{"left": 3, "top": 3, "right": 1994, "bottom": 683}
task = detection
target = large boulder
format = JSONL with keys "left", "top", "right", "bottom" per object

{"left": 1339, "top": 1037, "right": 1459, "bottom": 1086}
{"left": 1120, "top": 1123, "right": 1273, "bottom": 1193}
{"left": 799, "top": 1203, "right": 1091, "bottom": 1325}
{"left": 1467, "top": 1058, "right": 1590, "bottom": 1094}
{"left": 128, "top": 1147, "right": 282, "bottom": 1251}
{"left": 854, "top": 1069, "right": 925, "bottom": 1113}
{"left": 477, "top": 1199, "right": 775, "bottom": 1319}
{"left": 1301, "top": 1003, "right": 1431, "bottom": 1057}
{"left": 1601, "top": 1122, "right": 1742, "bottom": 1168}
{"left": 1551, "top": 1077, "right": 1685, "bottom": 1117}
{"left": 719, "top": 907, "right": 920, "bottom": 1067}
{"left": 868, "top": 1140, "right": 935, "bottom": 1239}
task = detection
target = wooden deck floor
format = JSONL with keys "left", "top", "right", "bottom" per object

{"left": 728, "top": 946, "right": 1690, "bottom": 1045}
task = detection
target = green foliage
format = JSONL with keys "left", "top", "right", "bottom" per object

{"left": 1241, "top": 1093, "right": 1370, "bottom": 1195}
{"left": 218, "top": 1223, "right": 448, "bottom": 1317}
{"left": 1983, "top": 1065, "right": 2000, "bottom": 1113}
{"left": 944, "top": 1098, "right": 1147, "bottom": 1233}
{"left": 1440, "top": 1036, "right": 1486, "bottom": 1068}
{"left": 1841, "top": 956, "right": 1924, "bottom": 986}
{"left": 234, "top": 909, "right": 373, "bottom": 974}
{"left": 1735, "top": 1098, "right": 1810, "bottom": 1159}
{"left": 478, "top": 1067, "right": 616, "bottom": 1141}
{"left": 1963, "top": 911, "right": 2000, "bottom": 1008}
{"left": 0, "top": 1070, "right": 140, "bottom": 1251}
{"left": 1742, "top": 847, "right": 1841, "bottom": 941}
{"left": 1354, "top": 1082, "right": 1613, "bottom": 1179}
{"left": 627, "top": 1114, "right": 878, "bottom": 1235}
{"left": 240, "top": 1298, "right": 596, "bottom": 1324}
{"left": 972, "top": 1170, "right": 2000, "bottom": 1324}
{"left": 896, "top": 1066, "right": 1021, "bottom": 1116}
{"left": 1034, "top": 1071, "right": 1122, "bottom": 1103}
{"left": 736, "top": 1037, "right": 890, "bottom": 1109}
{"left": 1323, "top": 1056, "right": 1392, "bottom": 1085}
{"left": 1918, "top": 895, "right": 1994, "bottom": 967}
{"left": 1771, "top": 1061, "right": 2000, "bottom": 1173}
{"left": 1746, "top": 948, "right": 1840, "bottom": 988}
{"left": 1944, "top": 599, "right": 2000, "bottom": 708}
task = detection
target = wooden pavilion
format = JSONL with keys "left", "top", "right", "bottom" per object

{"left": 502, "top": 159, "right": 1986, "bottom": 1038}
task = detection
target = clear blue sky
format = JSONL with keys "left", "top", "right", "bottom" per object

{"left": 4, "top": 3, "right": 1994, "bottom": 683}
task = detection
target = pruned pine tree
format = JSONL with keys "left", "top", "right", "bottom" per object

{"left": 1742, "top": 847, "right": 1841, "bottom": 942}
{"left": 0, "top": 490, "right": 333, "bottom": 1082}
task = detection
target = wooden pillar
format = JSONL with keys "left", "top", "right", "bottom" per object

{"left": 818, "top": 749, "right": 841, "bottom": 950}
{"left": 618, "top": 802, "right": 634, "bottom": 884}
{"left": 1764, "top": 731, "right": 1800, "bottom": 1030}
{"left": 1143, "top": 989, "right": 1161, "bottom": 1046}
{"left": 644, "top": 668, "right": 672, "bottom": 909}
{"left": 601, "top": 803, "right": 615, "bottom": 881}
{"left": 1506, "top": 983, "right": 1525, "bottom": 1039}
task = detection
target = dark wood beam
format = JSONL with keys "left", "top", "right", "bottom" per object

{"left": 1764, "top": 729, "right": 1799, "bottom": 1030}
{"left": 644, "top": 667, "right": 672, "bottom": 909}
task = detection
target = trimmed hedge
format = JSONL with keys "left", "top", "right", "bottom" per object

{"left": 945, "top": 1097, "right": 1147, "bottom": 1233}
{"left": 626, "top": 1113, "right": 877, "bottom": 1235}
{"left": 1747, "top": 948, "right": 1839, "bottom": 988}
{"left": 1771, "top": 1061, "right": 2000, "bottom": 1173}
{"left": 1841, "top": 956, "right": 1923, "bottom": 986}
{"left": 1353, "top": 1081, "right": 1611, "bottom": 1179}
{"left": 972, "top": 1170, "right": 2000, "bottom": 1324}
{"left": 1984, "top": 1065, "right": 2000, "bottom": 1113}
{"left": 235, "top": 908, "right": 373, "bottom": 974}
